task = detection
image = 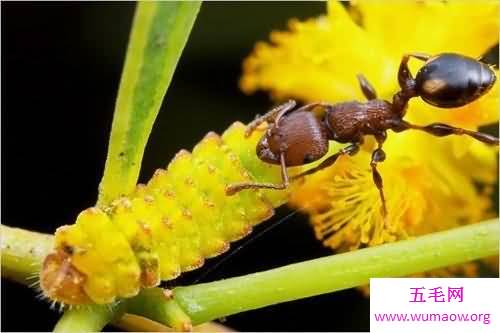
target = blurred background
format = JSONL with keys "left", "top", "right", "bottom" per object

{"left": 1, "top": 2, "right": 497, "bottom": 332}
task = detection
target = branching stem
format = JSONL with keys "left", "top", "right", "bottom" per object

{"left": 3, "top": 221, "right": 497, "bottom": 330}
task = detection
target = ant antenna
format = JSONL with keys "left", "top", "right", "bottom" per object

{"left": 192, "top": 210, "right": 298, "bottom": 284}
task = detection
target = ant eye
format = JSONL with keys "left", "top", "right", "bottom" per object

{"left": 303, "top": 153, "right": 315, "bottom": 163}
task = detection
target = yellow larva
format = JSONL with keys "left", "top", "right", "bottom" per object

{"left": 40, "top": 122, "right": 304, "bottom": 305}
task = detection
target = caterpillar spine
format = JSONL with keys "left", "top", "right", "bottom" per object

{"left": 40, "top": 122, "right": 302, "bottom": 305}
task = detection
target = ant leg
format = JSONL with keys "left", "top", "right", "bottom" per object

{"left": 407, "top": 52, "right": 431, "bottom": 61}
{"left": 398, "top": 52, "right": 431, "bottom": 88}
{"left": 250, "top": 101, "right": 334, "bottom": 129}
{"left": 395, "top": 120, "right": 499, "bottom": 146}
{"left": 394, "top": 53, "right": 431, "bottom": 114}
{"left": 226, "top": 153, "right": 290, "bottom": 195}
{"left": 398, "top": 54, "right": 416, "bottom": 89}
{"left": 370, "top": 133, "right": 388, "bottom": 218}
{"left": 294, "top": 101, "right": 333, "bottom": 113}
{"left": 291, "top": 143, "right": 360, "bottom": 180}
{"left": 245, "top": 100, "right": 296, "bottom": 137}
{"left": 357, "top": 74, "right": 377, "bottom": 100}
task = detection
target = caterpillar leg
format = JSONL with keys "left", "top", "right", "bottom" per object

{"left": 226, "top": 153, "right": 289, "bottom": 195}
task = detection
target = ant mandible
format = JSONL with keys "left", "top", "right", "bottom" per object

{"left": 226, "top": 52, "right": 499, "bottom": 218}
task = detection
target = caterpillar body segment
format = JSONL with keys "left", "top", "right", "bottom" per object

{"left": 40, "top": 121, "right": 303, "bottom": 305}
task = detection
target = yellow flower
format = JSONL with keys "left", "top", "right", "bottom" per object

{"left": 240, "top": 0, "right": 499, "bottom": 265}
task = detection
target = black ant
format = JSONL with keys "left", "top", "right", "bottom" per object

{"left": 226, "top": 52, "right": 499, "bottom": 218}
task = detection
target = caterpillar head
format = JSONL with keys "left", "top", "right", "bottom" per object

{"left": 40, "top": 248, "right": 92, "bottom": 305}
{"left": 39, "top": 208, "right": 145, "bottom": 305}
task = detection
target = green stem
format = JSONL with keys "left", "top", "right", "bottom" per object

{"left": 113, "top": 314, "right": 234, "bottom": 332}
{"left": 173, "top": 220, "right": 499, "bottom": 324}
{"left": 2, "top": 221, "right": 498, "bottom": 328}
{"left": 53, "top": 304, "right": 126, "bottom": 333}
{"left": 0, "top": 225, "right": 53, "bottom": 284}
{"left": 126, "top": 289, "right": 193, "bottom": 331}
{"left": 97, "top": 0, "right": 201, "bottom": 206}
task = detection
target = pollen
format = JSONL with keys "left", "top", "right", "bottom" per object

{"left": 185, "top": 177, "right": 195, "bottom": 186}
{"left": 161, "top": 217, "right": 172, "bottom": 228}
{"left": 204, "top": 200, "right": 216, "bottom": 208}
{"left": 207, "top": 164, "right": 216, "bottom": 174}
{"left": 182, "top": 208, "right": 193, "bottom": 219}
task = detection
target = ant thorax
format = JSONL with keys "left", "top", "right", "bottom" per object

{"left": 325, "top": 99, "right": 395, "bottom": 143}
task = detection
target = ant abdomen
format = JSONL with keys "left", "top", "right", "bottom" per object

{"left": 415, "top": 53, "right": 496, "bottom": 108}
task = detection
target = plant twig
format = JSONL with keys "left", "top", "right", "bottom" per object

{"left": 172, "top": 220, "right": 499, "bottom": 324}
{"left": 0, "top": 225, "right": 53, "bottom": 284}
{"left": 113, "top": 314, "right": 234, "bottom": 332}
{"left": 113, "top": 314, "right": 172, "bottom": 332}
{"left": 126, "top": 288, "right": 193, "bottom": 331}
{"left": 53, "top": 303, "right": 126, "bottom": 333}
{"left": 2, "top": 221, "right": 498, "bottom": 329}
{"left": 97, "top": 0, "right": 201, "bottom": 206}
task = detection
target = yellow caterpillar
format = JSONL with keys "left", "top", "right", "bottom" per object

{"left": 40, "top": 122, "right": 304, "bottom": 305}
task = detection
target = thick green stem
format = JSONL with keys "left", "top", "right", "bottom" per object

{"left": 113, "top": 314, "right": 234, "bottom": 332}
{"left": 53, "top": 304, "right": 126, "bottom": 333}
{"left": 126, "top": 288, "right": 193, "bottom": 331}
{"left": 0, "top": 225, "right": 53, "bottom": 284}
{"left": 173, "top": 220, "right": 499, "bottom": 324}
{"left": 2, "top": 221, "right": 498, "bottom": 329}
{"left": 97, "top": 1, "right": 201, "bottom": 206}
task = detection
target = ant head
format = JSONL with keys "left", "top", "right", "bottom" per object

{"left": 415, "top": 53, "right": 496, "bottom": 108}
{"left": 256, "top": 134, "right": 281, "bottom": 164}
